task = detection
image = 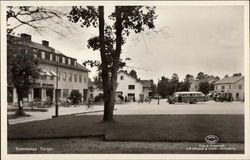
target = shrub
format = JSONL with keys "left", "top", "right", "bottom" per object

{"left": 69, "top": 90, "right": 82, "bottom": 104}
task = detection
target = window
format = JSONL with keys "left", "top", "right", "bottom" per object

{"left": 52, "top": 54, "right": 56, "bottom": 61}
{"left": 45, "top": 52, "right": 50, "bottom": 60}
{"left": 79, "top": 75, "right": 82, "bottom": 83}
{"left": 120, "top": 76, "right": 124, "bottom": 80}
{"left": 71, "top": 59, "right": 75, "bottom": 66}
{"left": 128, "top": 85, "right": 135, "bottom": 90}
{"left": 36, "top": 52, "right": 41, "bottom": 58}
{"left": 63, "top": 89, "right": 69, "bottom": 98}
{"left": 229, "top": 85, "right": 231, "bottom": 89}
{"left": 69, "top": 73, "right": 72, "bottom": 82}
{"left": 63, "top": 72, "right": 67, "bottom": 81}
{"left": 74, "top": 74, "right": 77, "bottom": 82}
{"left": 59, "top": 56, "right": 63, "bottom": 63}
{"left": 41, "top": 51, "right": 45, "bottom": 59}
{"left": 239, "top": 85, "right": 242, "bottom": 89}
{"left": 50, "top": 76, "right": 54, "bottom": 80}
{"left": 221, "top": 86, "right": 225, "bottom": 90}
{"left": 65, "top": 58, "right": 68, "bottom": 64}
{"left": 84, "top": 75, "right": 87, "bottom": 83}
{"left": 215, "top": 86, "right": 217, "bottom": 90}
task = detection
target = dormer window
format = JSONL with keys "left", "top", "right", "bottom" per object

{"left": 71, "top": 59, "right": 75, "bottom": 66}
{"left": 52, "top": 54, "right": 56, "bottom": 61}
{"left": 59, "top": 56, "right": 62, "bottom": 63}
{"left": 65, "top": 58, "right": 68, "bottom": 65}
{"left": 45, "top": 52, "right": 50, "bottom": 60}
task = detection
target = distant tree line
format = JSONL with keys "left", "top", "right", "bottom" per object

{"left": 157, "top": 72, "right": 220, "bottom": 98}
{"left": 157, "top": 73, "right": 192, "bottom": 98}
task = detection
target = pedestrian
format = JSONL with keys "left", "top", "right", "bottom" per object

{"left": 87, "top": 97, "right": 92, "bottom": 109}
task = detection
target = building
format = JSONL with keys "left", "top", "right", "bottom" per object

{"left": 116, "top": 71, "right": 143, "bottom": 101}
{"left": 88, "top": 79, "right": 103, "bottom": 99}
{"left": 190, "top": 77, "right": 219, "bottom": 92}
{"left": 7, "top": 33, "right": 90, "bottom": 104}
{"left": 116, "top": 70, "right": 153, "bottom": 101}
{"left": 214, "top": 74, "right": 244, "bottom": 101}
{"left": 140, "top": 80, "right": 153, "bottom": 98}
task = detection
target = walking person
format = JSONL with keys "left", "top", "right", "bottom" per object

{"left": 87, "top": 97, "right": 93, "bottom": 109}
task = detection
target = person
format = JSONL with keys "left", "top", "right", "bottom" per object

{"left": 87, "top": 97, "right": 93, "bottom": 109}
{"left": 66, "top": 97, "right": 71, "bottom": 106}
{"left": 72, "top": 95, "right": 78, "bottom": 107}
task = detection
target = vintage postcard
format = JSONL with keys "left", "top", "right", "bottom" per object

{"left": 1, "top": 1, "right": 249, "bottom": 160}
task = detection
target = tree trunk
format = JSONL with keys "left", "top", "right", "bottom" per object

{"left": 98, "top": 6, "right": 113, "bottom": 121}
{"left": 103, "top": 6, "right": 123, "bottom": 121}
{"left": 16, "top": 88, "right": 24, "bottom": 115}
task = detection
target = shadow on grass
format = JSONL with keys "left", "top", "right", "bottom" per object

{"left": 8, "top": 114, "right": 244, "bottom": 143}
{"left": 8, "top": 113, "right": 31, "bottom": 120}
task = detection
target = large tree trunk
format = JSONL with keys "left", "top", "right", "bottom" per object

{"left": 98, "top": 6, "right": 113, "bottom": 121}
{"left": 103, "top": 6, "right": 123, "bottom": 121}
{"left": 100, "top": 6, "right": 123, "bottom": 121}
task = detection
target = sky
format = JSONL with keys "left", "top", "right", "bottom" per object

{"left": 9, "top": 5, "right": 245, "bottom": 83}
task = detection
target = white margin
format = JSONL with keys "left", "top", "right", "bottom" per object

{"left": 1, "top": 1, "right": 249, "bottom": 160}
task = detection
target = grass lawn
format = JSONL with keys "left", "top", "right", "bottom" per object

{"left": 7, "top": 114, "right": 31, "bottom": 120}
{"left": 8, "top": 114, "right": 244, "bottom": 143}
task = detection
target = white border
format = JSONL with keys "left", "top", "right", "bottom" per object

{"left": 1, "top": 1, "right": 249, "bottom": 160}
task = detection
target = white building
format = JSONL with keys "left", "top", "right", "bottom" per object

{"left": 116, "top": 71, "right": 144, "bottom": 101}
{"left": 7, "top": 33, "right": 90, "bottom": 104}
{"left": 214, "top": 75, "right": 244, "bottom": 101}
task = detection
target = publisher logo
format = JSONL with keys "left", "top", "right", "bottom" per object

{"left": 205, "top": 135, "right": 219, "bottom": 144}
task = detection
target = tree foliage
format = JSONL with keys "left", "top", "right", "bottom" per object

{"left": 7, "top": 36, "right": 41, "bottom": 114}
{"left": 198, "top": 81, "right": 210, "bottom": 95}
{"left": 129, "top": 70, "right": 138, "bottom": 79}
{"left": 68, "top": 6, "right": 157, "bottom": 121}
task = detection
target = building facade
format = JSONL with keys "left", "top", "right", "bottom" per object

{"left": 116, "top": 71, "right": 143, "bottom": 101}
{"left": 7, "top": 33, "right": 90, "bottom": 104}
{"left": 214, "top": 75, "right": 244, "bottom": 101}
{"left": 190, "top": 77, "right": 219, "bottom": 92}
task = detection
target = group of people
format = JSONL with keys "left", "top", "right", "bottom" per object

{"left": 52, "top": 96, "right": 94, "bottom": 109}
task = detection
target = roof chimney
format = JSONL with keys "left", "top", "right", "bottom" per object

{"left": 20, "top": 33, "right": 31, "bottom": 41}
{"left": 42, "top": 40, "right": 49, "bottom": 47}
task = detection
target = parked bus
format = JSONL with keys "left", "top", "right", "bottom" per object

{"left": 168, "top": 91, "right": 205, "bottom": 104}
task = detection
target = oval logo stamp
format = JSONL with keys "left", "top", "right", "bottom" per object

{"left": 205, "top": 135, "right": 219, "bottom": 144}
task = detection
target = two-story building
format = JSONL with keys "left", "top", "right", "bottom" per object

{"left": 116, "top": 71, "right": 154, "bottom": 101}
{"left": 7, "top": 33, "right": 90, "bottom": 104}
{"left": 214, "top": 74, "right": 244, "bottom": 101}
{"left": 190, "top": 77, "right": 219, "bottom": 92}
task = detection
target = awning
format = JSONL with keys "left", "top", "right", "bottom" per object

{"left": 49, "top": 70, "right": 57, "bottom": 77}
{"left": 39, "top": 69, "right": 52, "bottom": 76}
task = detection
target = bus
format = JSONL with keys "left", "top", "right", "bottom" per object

{"left": 168, "top": 91, "right": 205, "bottom": 104}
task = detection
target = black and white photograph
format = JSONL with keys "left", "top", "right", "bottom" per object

{"left": 1, "top": 1, "right": 249, "bottom": 160}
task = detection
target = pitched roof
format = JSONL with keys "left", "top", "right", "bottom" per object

{"left": 140, "top": 80, "right": 152, "bottom": 88}
{"left": 40, "top": 59, "right": 90, "bottom": 72}
{"left": 118, "top": 70, "right": 143, "bottom": 84}
{"left": 214, "top": 76, "right": 244, "bottom": 85}
{"left": 8, "top": 35, "right": 90, "bottom": 72}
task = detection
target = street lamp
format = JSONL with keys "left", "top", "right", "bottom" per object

{"left": 52, "top": 53, "right": 59, "bottom": 118}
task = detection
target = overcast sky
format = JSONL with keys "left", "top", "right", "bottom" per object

{"left": 10, "top": 5, "right": 244, "bottom": 83}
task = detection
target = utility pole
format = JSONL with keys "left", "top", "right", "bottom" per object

{"left": 53, "top": 53, "right": 59, "bottom": 117}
